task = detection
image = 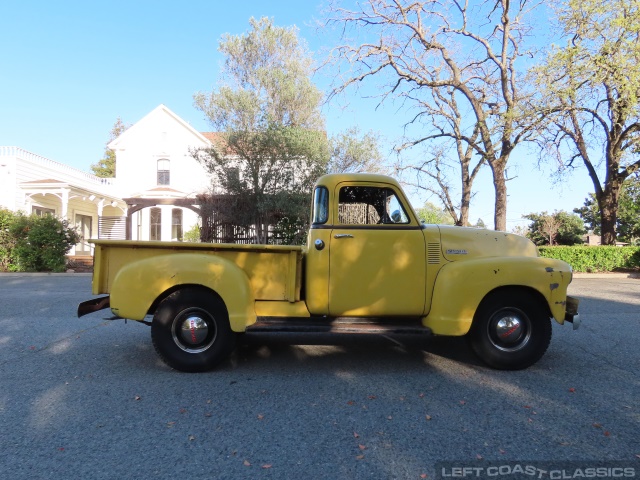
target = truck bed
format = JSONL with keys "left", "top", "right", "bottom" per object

{"left": 91, "top": 240, "right": 304, "bottom": 302}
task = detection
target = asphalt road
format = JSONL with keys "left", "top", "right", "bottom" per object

{"left": 0, "top": 275, "right": 638, "bottom": 479}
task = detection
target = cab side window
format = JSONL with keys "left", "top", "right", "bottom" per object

{"left": 312, "top": 187, "right": 329, "bottom": 224}
{"left": 338, "top": 186, "right": 409, "bottom": 225}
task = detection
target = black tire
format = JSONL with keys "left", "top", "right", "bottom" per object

{"left": 151, "top": 288, "right": 236, "bottom": 372}
{"left": 467, "top": 290, "right": 552, "bottom": 370}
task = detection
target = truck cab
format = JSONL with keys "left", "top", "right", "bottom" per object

{"left": 305, "top": 174, "right": 428, "bottom": 317}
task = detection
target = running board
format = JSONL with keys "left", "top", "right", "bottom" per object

{"left": 245, "top": 317, "right": 432, "bottom": 336}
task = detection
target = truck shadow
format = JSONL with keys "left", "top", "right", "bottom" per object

{"left": 234, "top": 333, "right": 484, "bottom": 371}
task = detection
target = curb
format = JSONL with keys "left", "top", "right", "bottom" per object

{"left": 573, "top": 272, "right": 640, "bottom": 279}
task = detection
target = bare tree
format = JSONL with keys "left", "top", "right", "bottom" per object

{"left": 397, "top": 86, "right": 484, "bottom": 226}
{"left": 533, "top": 0, "right": 640, "bottom": 245}
{"left": 540, "top": 214, "right": 561, "bottom": 246}
{"left": 325, "top": 0, "right": 541, "bottom": 231}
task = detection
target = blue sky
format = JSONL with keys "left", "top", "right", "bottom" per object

{"left": 0, "top": 0, "right": 596, "bottom": 230}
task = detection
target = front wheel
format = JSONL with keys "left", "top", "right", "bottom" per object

{"left": 467, "top": 290, "right": 552, "bottom": 370}
{"left": 151, "top": 288, "right": 236, "bottom": 372}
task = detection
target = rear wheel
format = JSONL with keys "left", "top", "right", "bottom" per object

{"left": 468, "top": 290, "right": 552, "bottom": 370}
{"left": 151, "top": 288, "right": 235, "bottom": 372}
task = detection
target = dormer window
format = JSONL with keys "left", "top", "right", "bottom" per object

{"left": 157, "top": 159, "right": 170, "bottom": 185}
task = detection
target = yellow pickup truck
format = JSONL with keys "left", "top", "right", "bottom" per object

{"left": 78, "top": 173, "right": 579, "bottom": 372}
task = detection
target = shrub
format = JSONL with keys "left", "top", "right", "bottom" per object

{"left": 270, "top": 216, "right": 308, "bottom": 245}
{"left": 7, "top": 213, "right": 79, "bottom": 272}
{"left": 0, "top": 208, "right": 18, "bottom": 271}
{"left": 538, "top": 246, "right": 640, "bottom": 273}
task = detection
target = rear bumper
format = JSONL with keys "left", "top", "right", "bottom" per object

{"left": 77, "top": 296, "right": 110, "bottom": 317}
{"left": 564, "top": 295, "right": 580, "bottom": 330}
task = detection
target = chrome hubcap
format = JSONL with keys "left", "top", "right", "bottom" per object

{"left": 488, "top": 309, "right": 531, "bottom": 352}
{"left": 171, "top": 308, "right": 217, "bottom": 354}
{"left": 180, "top": 316, "right": 209, "bottom": 345}
{"left": 496, "top": 317, "right": 523, "bottom": 344}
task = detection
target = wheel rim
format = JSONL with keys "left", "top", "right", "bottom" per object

{"left": 171, "top": 307, "right": 218, "bottom": 353}
{"left": 486, "top": 307, "right": 532, "bottom": 352}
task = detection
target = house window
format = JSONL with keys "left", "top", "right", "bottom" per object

{"left": 150, "top": 207, "right": 162, "bottom": 240}
{"left": 226, "top": 167, "right": 240, "bottom": 187}
{"left": 136, "top": 210, "right": 142, "bottom": 240}
{"left": 75, "top": 214, "right": 92, "bottom": 255}
{"left": 172, "top": 209, "right": 183, "bottom": 241}
{"left": 32, "top": 206, "right": 55, "bottom": 216}
{"left": 157, "top": 159, "right": 170, "bottom": 185}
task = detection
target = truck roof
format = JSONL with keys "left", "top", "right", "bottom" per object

{"left": 315, "top": 173, "right": 403, "bottom": 191}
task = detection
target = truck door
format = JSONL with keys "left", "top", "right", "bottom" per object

{"left": 327, "top": 184, "right": 426, "bottom": 317}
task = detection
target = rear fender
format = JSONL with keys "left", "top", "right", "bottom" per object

{"left": 110, "top": 253, "right": 255, "bottom": 332}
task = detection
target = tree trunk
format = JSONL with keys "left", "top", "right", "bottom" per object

{"left": 491, "top": 161, "right": 508, "bottom": 232}
{"left": 458, "top": 167, "right": 471, "bottom": 227}
{"left": 598, "top": 182, "right": 621, "bottom": 245}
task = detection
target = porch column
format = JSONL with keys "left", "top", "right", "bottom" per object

{"left": 24, "top": 194, "right": 32, "bottom": 213}
{"left": 61, "top": 189, "right": 69, "bottom": 219}
{"left": 161, "top": 206, "right": 173, "bottom": 241}
{"left": 97, "top": 198, "right": 105, "bottom": 217}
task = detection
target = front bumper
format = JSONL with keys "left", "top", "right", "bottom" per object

{"left": 564, "top": 295, "right": 580, "bottom": 330}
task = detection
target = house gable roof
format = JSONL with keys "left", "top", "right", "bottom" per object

{"left": 108, "top": 104, "right": 213, "bottom": 149}
{"left": 201, "top": 132, "right": 224, "bottom": 144}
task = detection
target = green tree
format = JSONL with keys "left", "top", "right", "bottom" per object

{"left": 415, "top": 202, "right": 454, "bottom": 225}
{"left": 329, "top": 127, "right": 386, "bottom": 174}
{"left": 533, "top": 0, "right": 640, "bottom": 245}
{"left": 91, "top": 118, "right": 128, "bottom": 177}
{"left": 523, "top": 211, "right": 584, "bottom": 246}
{"left": 574, "top": 175, "right": 640, "bottom": 244}
{"left": 193, "top": 17, "right": 328, "bottom": 244}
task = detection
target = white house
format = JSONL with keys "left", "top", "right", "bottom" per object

{"left": 107, "top": 104, "right": 214, "bottom": 242}
{"left": 0, "top": 104, "right": 217, "bottom": 257}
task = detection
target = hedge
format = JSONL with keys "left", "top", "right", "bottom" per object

{"left": 538, "top": 246, "right": 640, "bottom": 273}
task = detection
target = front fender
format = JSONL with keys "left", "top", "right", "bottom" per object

{"left": 110, "top": 253, "right": 255, "bottom": 332}
{"left": 424, "top": 256, "right": 572, "bottom": 336}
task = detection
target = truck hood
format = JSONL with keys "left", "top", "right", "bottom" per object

{"left": 437, "top": 226, "right": 539, "bottom": 262}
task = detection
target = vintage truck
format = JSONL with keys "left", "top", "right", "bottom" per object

{"left": 78, "top": 173, "right": 579, "bottom": 372}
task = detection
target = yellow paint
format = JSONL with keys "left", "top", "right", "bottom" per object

{"left": 437, "top": 225, "right": 539, "bottom": 259}
{"left": 423, "top": 256, "right": 573, "bottom": 335}
{"left": 304, "top": 228, "right": 331, "bottom": 315}
{"left": 92, "top": 240, "right": 303, "bottom": 332}
{"left": 254, "top": 301, "right": 310, "bottom": 317}
{"left": 327, "top": 228, "right": 426, "bottom": 316}
{"left": 306, "top": 176, "right": 427, "bottom": 316}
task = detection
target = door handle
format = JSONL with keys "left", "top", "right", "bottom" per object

{"left": 334, "top": 234, "right": 354, "bottom": 239}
